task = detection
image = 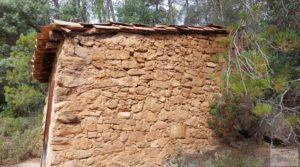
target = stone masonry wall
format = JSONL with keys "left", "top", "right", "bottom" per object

{"left": 46, "top": 33, "right": 224, "bottom": 167}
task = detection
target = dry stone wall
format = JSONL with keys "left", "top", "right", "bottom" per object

{"left": 46, "top": 33, "right": 224, "bottom": 167}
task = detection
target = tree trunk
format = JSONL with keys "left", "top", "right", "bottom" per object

{"left": 95, "top": 0, "right": 104, "bottom": 22}
{"left": 102, "top": 7, "right": 107, "bottom": 22}
{"left": 52, "top": 0, "right": 59, "bottom": 9}
{"left": 195, "top": 0, "right": 199, "bottom": 16}
{"left": 216, "top": 0, "right": 224, "bottom": 25}
{"left": 168, "top": 0, "right": 174, "bottom": 24}
{"left": 82, "top": 1, "right": 88, "bottom": 22}
{"left": 98, "top": 11, "right": 102, "bottom": 22}
{"left": 212, "top": 0, "right": 224, "bottom": 25}
{"left": 106, "top": 0, "right": 111, "bottom": 21}
{"left": 108, "top": 0, "right": 116, "bottom": 21}
{"left": 73, "top": 0, "right": 79, "bottom": 7}
{"left": 77, "top": 0, "right": 81, "bottom": 8}
{"left": 52, "top": 0, "right": 60, "bottom": 19}
{"left": 185, "top": 0, "right": 189, "bottom": 25}
{"left": 155, "top": 0, "right": 159, "bottom": 11}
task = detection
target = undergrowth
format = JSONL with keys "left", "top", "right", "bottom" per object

{"left": 204, "top": 150, "right": 264, "bottom": 167}
{"left": 0, "top": 115, "right": 42, "bottom": 165}
{"left": 208, "top": 95, "right": 243, "bottom": 142}
{"left": 164, "top": 147, "right": 264, "bottom": 167}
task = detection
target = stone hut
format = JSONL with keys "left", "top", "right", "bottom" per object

{"left": 32, "top": 20, "right": 227, "bottom": 167}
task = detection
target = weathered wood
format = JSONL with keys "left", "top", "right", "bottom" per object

{"left": 94, "top": 25, "right": 121, "bottom": 30}
{"left": 60, "top": 27, "right": 71, "bottom": 33}
{"left": 133, "top": 26, "right": 155, "bottom": 32}
{"left": 53, "top": 19, "right": 84, "bottom": 28}
{"left": 119, "top": 25, "right": 134, "bottom": 30}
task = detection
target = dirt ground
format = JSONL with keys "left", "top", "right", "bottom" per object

{"left": 8, "top": 159, "right": 39, "bottom": 167}
{"left": 179, "top": 140, "right": 300, "bottom": 167}
{"left": 6, "top": 141, "right": 300, "bottom": 167}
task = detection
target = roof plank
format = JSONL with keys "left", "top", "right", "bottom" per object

{"left": 94, "top": 25, "right": 121, "bottom": 30}
{"left": 53, "top": 20, "right": 84, "bottom": 28}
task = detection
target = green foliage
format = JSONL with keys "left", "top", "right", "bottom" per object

{"left": 209, "top": 95, "right": 242, "bottom": 141}
{"left": 217, "top": 37, "right": 231, "bottom": 47}
{"left": 295, "top": 66, "right": 300, "bottom": 73}
{"left": 217, "top": 0, "right": 300, "bottom": 143}
{"left": 268, "top": 0, "right": 300, "bottom": 32}
{"left": 274, "top": 30, "right": 299, "bottom": 52}
{"left": 3, "top": 32, "right": 46, "bottom": 117}
{"left": 0, "top": 0, "right": 50, "bottom": 45}
{"left": 94, "top": 0, "right": 104, "bottom": 11}
{"left": 239, "top": 10, "right": 247, "bottom": 21}
{"left": 5, "top": 33, "right": 36, "bottom": 85}
{"left": 212, "top": 53, "right": 227, "bottom": 65}
{"left": 272, "top": 65, "right": 290, "bottom": 91}
{"left": 59, "top": 0, "right": 89, "bottom": 22}
{"left": 0, "top": 43, "right": 11, "bottom": 58}
{"left": 117, "top": 0, "right": 166, "bottom": 25}
{"left": 0, "top": 57, "right": 10, "bottom": 108}
{"left": 272, "top": 75, "right": 288, "bottom": 93}
{"left": 4, "top": 85, "right": 45, "bottom": 117}
{"left": 284, "top": 113, "right": 299, "bottom": 126}
{"left": 0, "top": 116, "right": 42, "bottom": 164}
{"left": 225, "top": 51, "right": 271, "bottom": 98}
{"left": 252, "top": 103, "right": 272, "bottom": 116}
{"left": 0, "top": 0, "right": 50, "bottom": 113}
{"left": 205, "top": 150, "right": 264, "bottom": 167}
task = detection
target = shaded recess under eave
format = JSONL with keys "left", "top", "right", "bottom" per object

{"left": 32, "top": 19, "right": 228, "bottom": 83}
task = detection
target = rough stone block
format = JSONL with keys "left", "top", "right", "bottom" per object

{"left": 72, "top": 150, "right": 93, "bottom": 159}
{"left": 206, "top": 62, "right": 217, "bottom": 68}
{"left": 87, "top": 132, "right": 98, "bottom": 138}
{"left": 144, "top": 97, "right": 163, "bottom": 113}
{"left": 54, "top": 125, "right": 82, "bottom": 136}
{"left": 106, "top": 50, "right": 130, "bottom": 60}
{"left": 127, "top": 69, "right": 146, "bottom": 76}
{"left": 117, "top": 112, "right": 131, "bottom": 119}
{"left": 105, "top": 99, "right": 118, "bottom": 109}
{"left": 170, "top": 123, "right": 187, "bottom": 139}
{"left": 73, "top": 138, "right": 91, "bottom": 150}
{"left": 131, "top": 102, "right": 143, "bottom": 113}
{"left": 128, "top": 132, "right": 144, "bottom": 142}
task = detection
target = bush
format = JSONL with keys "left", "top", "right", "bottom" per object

{"left": 208, "top": 95, "right": 242, "bottom": 141}
{"left": 209, "top": 94, "right": 261, "bottom": 141}
{"left": 2, "top": 32, "right": 47, "bottom": 117}
{"left": 252, "top": 103, "right": 272, "bottom": 116}
{"left": 0, "top": 115, "right": 42, "bottom": 164}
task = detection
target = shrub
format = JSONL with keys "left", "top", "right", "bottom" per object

{"left": 208, "top": 95, "right": 242, "bottom": 141}
{"left": 252, "top": 103, "right": 272, "bottom": 116}
{"left": 0, "top": 115, "right": 42, "bottom": 164}
{"left": 284, "top": 113, "right": 299, "bottom": 126}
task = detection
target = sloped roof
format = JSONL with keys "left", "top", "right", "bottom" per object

{"left": 32, "top": 20, "right": 228, "bottom": 82}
